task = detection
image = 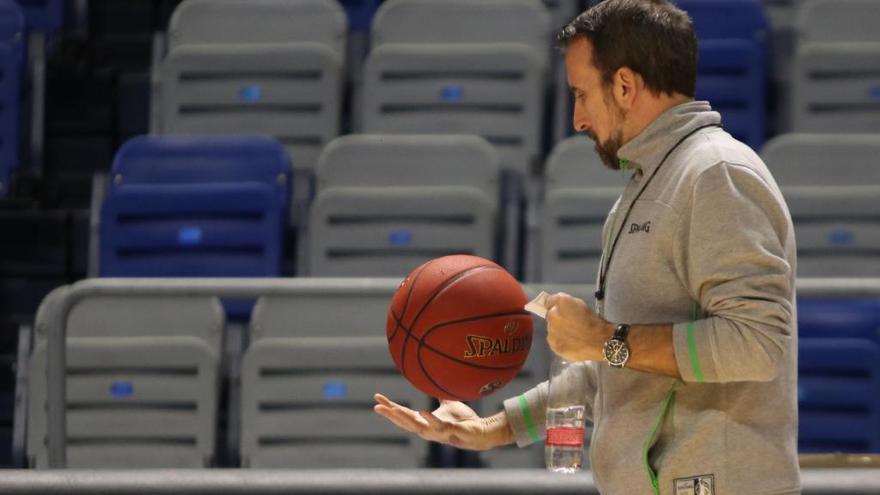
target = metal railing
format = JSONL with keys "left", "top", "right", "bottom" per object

{"left": 2, "top": 468, "right": 880, "bottom": 494}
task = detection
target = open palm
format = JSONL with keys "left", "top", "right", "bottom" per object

{"left": 373, "top": 393, "right": 497, "bottom": 450}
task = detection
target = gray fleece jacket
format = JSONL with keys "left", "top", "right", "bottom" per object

{"left": 504, "top": 102, "right": 800, "bottom": 495}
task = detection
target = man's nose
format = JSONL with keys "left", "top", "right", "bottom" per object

{"left": 572, "top": 110, "right": 591, "bottom": 134}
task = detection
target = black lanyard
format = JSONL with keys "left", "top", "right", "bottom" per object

{"left": 595, "top": 124, "right": 721, "bottom": 301}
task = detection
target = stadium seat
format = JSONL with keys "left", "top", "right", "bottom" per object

{"left": 240, "top": 279, "right": 431, "bottom": 468}
{"left": 761, "top": 133, "right": 880, "bottom": 277}
{"left": 798, "top": 297, "right": 880, "bottom": 341}
{"left": 338, "top": 0, "right": 380, "bottom": 32}
{"left": 15, "top": 0, "right": 63, "bottom": 33}
{"left": 98, "top": 135, "right": 290, "bottom": 318}
{"left": 155, "top": 0, "right": 346, "bottom": 204}
{"left": 676, "top": 0, "right": 769, "bottom": 150}
{"left": 307, "top": 134, "right": 502, "bottom": 277}
{"left": 791, "top": 0, "right": 880, "bottom": 132}
{"left": 798, "top": 338, "right": 880, "bottom": 453}
{"left": 0, "top": 0, "right": 24, "bottom": 198}
{"left": 26, "top": 289, "right": 225, "bottom": 467}
{"left": 362, "top": 0, "right": 550, "bottom": 176}
{"left": 536, "top": 136, "right": 626, "bottom": 283}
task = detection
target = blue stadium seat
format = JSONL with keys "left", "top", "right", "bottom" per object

{"left": 14, "top": 0, "right": 63, "bottom": 33}
{"left": 0, "top": 0, "right": 24, "bottom": 198}
{"left": 676, "top": 0, "right": 768, "bottom": 150}
{"left": 799, "top": 338, "right": 880, "bottom": 453}
{"left": 338, "top": 0, "right": 381, "bottom": 31}
{"left": 798, "top": 298, "right": 880, "bottom": 341}
{"left": 99, "top": 135, "right": 291, "bottom": 318}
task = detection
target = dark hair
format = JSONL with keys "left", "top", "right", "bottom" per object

{"left": 558, "top": 0, "right": 697, "bottom": 97}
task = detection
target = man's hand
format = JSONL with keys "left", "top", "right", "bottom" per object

{"left": 544, "top": 292, "right": 614, "bottom": 362}
{"left": 373, "top": 393, "right": 513, "bottom": 451}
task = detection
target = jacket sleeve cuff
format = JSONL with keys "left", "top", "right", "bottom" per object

{"left": 502, "top": 381, "right": 548, "bottom": 447}
{"left": 673, "top": 320, "right": 708, "bottom": 383}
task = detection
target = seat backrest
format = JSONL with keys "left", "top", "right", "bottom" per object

{"left": 798, "top": 338, "right": 880, "bottom": 453}
{"left": 161, "top": 0, "right": 346, "bottom": 174}
{"left": 111, "top": 135, "right": 291, "bottom": 189}
{"left": 249, "top": 279, "right": 397, "bottom": 339}
{"left": 761, "top": 134, "right": 880, "bottom": 277}
{"left": 0, "top": 0, "right": 24, "bottom": 40}
{"left": 798, "top": 0, "right": 880, "bottom": 43}
{"left": 539, "top": 137, "right": 627, "bottom": 283}
{"left": 677, "top": 0, "right": 768, "bottom": 149}
{"left": 27, "top": 290, "right": 225, "bottom": 468}
{"left": 241, "top": 279, "right": 432, "bottom": 467}
{"left": 762, "top": 134, "right": 880, "bottom": 188}
{"left": 0, "top": 0, "right": 23, "bottom": 198}
{"left": 169, "top": 0, "right": 347, "bottom": 55}
{"left": 16, "top": 0, "right": 64, "bottom": 33}
{"left": 791, "top": 0, "right": 880, "bottom": 132}
{"left": 676, "top": 0, "right": 768, "bottom": 41}
{"left": 308, "top": 135, "right": 501, "bottom": 276}
{"left": 315, "top": 134, "right": 499, "bottom": 198}
{"left": 797, "top": 297, "right": 880, "bottom": 341}
{"left": 363, "top": 0, "right": 549, "bottom": 175}
{"left": 372, "top": 0, "right": 549, "bottom": 56}
{"left": 100, "top": 136, "right": 289, "bottom": 280}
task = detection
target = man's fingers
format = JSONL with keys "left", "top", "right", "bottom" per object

{"left": 374, "top": 404, "right": 429, "bottom": 433}
{"left": 419, "top": 410, "right": 449, "bottom": 432}
{"left": 374, "top": 393, "right": 402, "bottom": 409}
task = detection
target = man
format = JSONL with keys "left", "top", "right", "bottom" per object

{"left": 374, "top": 1, "right": 800, "bottom": 494}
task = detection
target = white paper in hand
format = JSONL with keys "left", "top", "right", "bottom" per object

{"left": 524, "top": 291, "right": 551, "bottom": 319}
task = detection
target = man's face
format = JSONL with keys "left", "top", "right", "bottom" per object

{"left": 564, "top": 36, "right": 627, "bottom": 170}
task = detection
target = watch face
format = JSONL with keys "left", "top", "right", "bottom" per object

{"left": 604, "top": 338, "right": 630, "bottom": 366}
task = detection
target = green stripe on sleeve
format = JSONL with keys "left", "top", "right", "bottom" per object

{"left": 687, "top": 321, "right": 705, "bottom": 383}
{"left": 517, "top": 394, "right": 541, "bottom": 443}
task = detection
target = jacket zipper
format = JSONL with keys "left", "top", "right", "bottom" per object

{"left": 642, "top": 382, "right": 679, "bottom": 495}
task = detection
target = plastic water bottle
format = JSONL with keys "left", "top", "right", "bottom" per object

{"left": 545, "top": 355, "right": 587, "bottom": 473}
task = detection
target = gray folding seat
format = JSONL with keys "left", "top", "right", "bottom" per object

{"left": 26, "top": 288, "right": 224, "bottom": 468}
{"left": 761, "top": 133, "right": 880, "bottom": 277}
{"left": 791, "top": 0, "right": 880, "bottom": 132}
{"left": 155, "top": 0, "right": 347, "bottom": 179}
{"left": 240, "top": 279, "right": 430, "bottom": 468}
{"left": 538, "top": 137, "right": 627, "bottom": 284}
{"left": 307, "top": 134, "right": 501, "bottom": 277}
{"left": 361, "top": 0, "right": 550, "bottom": 176}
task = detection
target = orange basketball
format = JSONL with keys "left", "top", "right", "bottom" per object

{"left": 386, "top": 255, "right": 533, "bottom": 401}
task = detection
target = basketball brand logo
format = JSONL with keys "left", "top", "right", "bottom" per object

{"left": 463, "top": 333, "right": 531, "bottom": 359}
{"left": 503, "top": 320, "right": 519, "bottom": 335}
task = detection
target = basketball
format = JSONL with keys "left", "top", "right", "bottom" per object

{"left": 386, "top": 255, "right": 534, "bottom": 401}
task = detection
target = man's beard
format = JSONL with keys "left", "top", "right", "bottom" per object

{"left": 588, "top": 96, "right": 627, "bottom": 170}
{"left": 591, "top": 129, "right": 625, "bottom": 170}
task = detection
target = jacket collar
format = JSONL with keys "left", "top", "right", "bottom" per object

{"left": 617, "top": 101, "right": 722, "bottom": 177}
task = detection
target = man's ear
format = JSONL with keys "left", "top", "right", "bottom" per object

{"left": 613, "top": 67, "right": 640, "bottom": 110}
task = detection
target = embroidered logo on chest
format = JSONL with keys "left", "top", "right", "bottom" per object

{"left": 674, "top": 474, "right": 715, "bottom": 495}
{"left": 627, "top": 220, "right": 652, "bottom": 234}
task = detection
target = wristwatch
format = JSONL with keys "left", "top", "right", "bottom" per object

{"left": 603, "top": 323, "right": 631, "bottom": 368}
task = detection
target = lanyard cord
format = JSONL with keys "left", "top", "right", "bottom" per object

{"left": 595, "top": 124, "right": 721, "bottom": 301}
